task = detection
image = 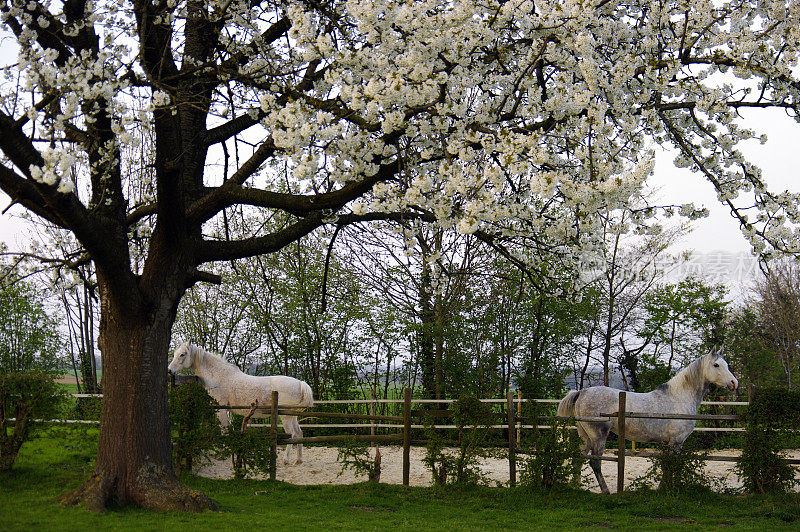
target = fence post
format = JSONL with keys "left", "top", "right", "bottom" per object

{"left": 370, "top": 390, "right": 376, "bottom": 451}
{"left": 270, "top": 390, "right": 278, "bottom": 481}
{"left": 402, "top": 388, "right": 411, "bottom": 486}
{"left": 507, "top": 390, "right": 516, "bottom": 487}
{"left": 617, "top": 391, "right": 626, "bottom": 494}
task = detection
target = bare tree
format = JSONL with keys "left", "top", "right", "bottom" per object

{"left": 752, "top": 260, "right": 800, "bottom": 389}
{"left": 580, "top": 210, "right": 686, "bottom": 386}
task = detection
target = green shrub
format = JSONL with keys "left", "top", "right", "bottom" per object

{"left": 336, "top": 441, "right": 382, "bottom": 483}
{"left": 168, "top": 381, "right": 220, "bottom": 475}
{"left": 519, "top": 416, "right": 584, "bottom": 489}
{"left": 423, "top": 395, "right": 494, "bottom": 486}
{"left": 0, "top": 372, "right": 65, "bottom": 470}
{"left": 737, "top": 387, "right": 800, "bottom": 494}
{"left": 217, "top": 424, "right": 274, "bottom": 479}
{"left": 71, "top": 396, "right": 102, "bottom": 421}
{"left": 0, "top": 278, "right": 62, "bottom": 374}
{"left": 631, "top": 441, "right": 712, "bottom": 493}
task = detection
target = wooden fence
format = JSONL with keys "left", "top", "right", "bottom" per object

{"left": 225, "top": 389, "right": 523, "bottom": 486}
{"left": 54, "top": 389, "right": 799, "bottom": 493}
{"left": 204, "top": 389, "right": 785, "bottom": 492}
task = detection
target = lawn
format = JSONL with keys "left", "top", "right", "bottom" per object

{"left": 1, "top": 427, "right": 799, "bottom": 531}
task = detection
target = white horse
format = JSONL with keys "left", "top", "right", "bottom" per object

{"left": 167, "top": 342, "right": 314, "bottom": 464}
{"left": 558, "top": 351, "right": 738, "bottom": 493}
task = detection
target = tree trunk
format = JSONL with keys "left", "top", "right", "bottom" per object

{"left": 416, "top": 255, "right": 437, "bottom": 398}
{"left": 62, "top": 274, "right": 214, "bottom": 512}
{"left": 434, "top": 291, "right": 444, "bottom": 401}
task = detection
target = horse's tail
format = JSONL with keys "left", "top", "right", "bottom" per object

{"left": 557, "top": 390, "right": 581, "bottom": 418}
{"left": 299, "top": 380, "right": 314, "bottom": 407}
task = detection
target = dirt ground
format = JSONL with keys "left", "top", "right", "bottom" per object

{"left": 195, "top": 445, "right": 800, "bottom": 493}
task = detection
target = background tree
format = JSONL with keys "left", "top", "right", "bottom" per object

{"left": 580, "top": 208, "right": 686, "bottom": 387}
{"left": 1, "top": 0, "right": 798, "bottom": 512}
{"left": 58, "top": 265, "right": 100, "bottom": 394}
{"left": 751, "top": 260, "right": 800, "bottom": 390}
{"left": 473, "top": 258, "right": 592, "bottom": 399}
{"left": 0, "top": 263, "right": 61, "bottom": 373}
{"left": 174, "top": 208, "right": 369, "bottom": 396}
{"left": 174, "top": 258, "right": 264, "bottom": 368}
{"left": 628, "top": 277, "right": 728, "bottom": 391}
{"left": 725, "top": 259, "right": 800, "bottom": 394}
{"left": 725, "top": 307, "right": 780, "bottom": 397}
{"left": 342, "top": 220, "right": 493, "bottom": 399}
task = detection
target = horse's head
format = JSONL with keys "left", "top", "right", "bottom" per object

{"left": 168, "top": 342, "right": 196, "bottom": 375}
{"left": 704, "top": 350, "right": 739, "bottom": 391}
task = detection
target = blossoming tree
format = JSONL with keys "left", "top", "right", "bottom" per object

{"left": 0, "top": 0, "right": 798, "bottom": 511}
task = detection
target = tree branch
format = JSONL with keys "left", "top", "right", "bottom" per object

{"left": 197, "top": 211, "right": 327, "bottom": 262}
{"left": 0, "top": 164, "right": 65, "bottom": 228}
{"left": 190, "top": 159, "right": 401, "bottom": 224}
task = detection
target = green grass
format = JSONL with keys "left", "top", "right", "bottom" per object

{"left": 2, "top": 428, "right": 799, "bottom": 531}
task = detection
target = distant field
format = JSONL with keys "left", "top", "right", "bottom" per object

{"left": 54, "top": 374, "right": 101, "bottom": 395}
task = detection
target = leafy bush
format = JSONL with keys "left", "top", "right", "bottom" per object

{"left": 519, "top": 416, "right": 584, "bottom": 488}
{"left": 71, "top": 396, "right": 102, "bottom": 421}
{"left": 631, "top": 441, "right": 712, "bottom": 493}
{"left": 423, "top": 395, "right": 494, "bottom": 486}
{"left": 336, "top": 441, "right": 381, "bottom": 483}
{"left": 217, "top": 424, "right": 274, "bottom": 479}
{"left": 0, "top": 372, "right": 65, "bottom": 470}
{"left": 168, "top": 381, "right": 220, "bottom": 475}
{"left": 737, "top": 388, "right": 800, "bottom": 494}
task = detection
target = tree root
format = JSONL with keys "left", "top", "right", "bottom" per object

{"left": 131, "top": 476, "right": 217, "bottom": 512}
{"left": 60, "top": 472, "right": 115, "bottom": 513}
{"left": 61, "top": 469, "right": 217, "bottom": 513}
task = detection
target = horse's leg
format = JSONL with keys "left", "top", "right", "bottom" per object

{"left": 279, "top": 415, "right": 293, "bottom": 464}
{"left": 216, "top": 409, "right": 232, "bottom": 429}
{"left": 583, "top": 423, "right": 611, "bottom": 494}
{"left": 288, "top": 416, "right": 303, "bottom": 464}
{"left": 589, "top": 447, "right": 610, "bottom": 494}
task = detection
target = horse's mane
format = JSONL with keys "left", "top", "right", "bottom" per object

{"left": 191, "top": 344, "right": 241, "bottom": 373}
{"left": 668, "top": 352, "right": 718, "bottom": 393}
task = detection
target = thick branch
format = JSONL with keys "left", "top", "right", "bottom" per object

{"left": 203, "top": 110, "right": 264, "bottom": 146}
{"left": 190, "top": 159, "right": 400, "bottom": 224}
{"left": 197, "top": 212, "right": 326, "bottom": 262}
{"left": 0, "top": 112, "right": 45, "bottom": 179}
{"left": 186, "top": 269, "right": 222, "bottom": 287}
{"left": 126, "top": 203, "right": 158, "bottom": 227}
{"left": 0, "top": 164, "right": 65, "bottom": 228}
{"left": 217, "top": 16, "right": 291, "bottom": 76}
{"left": 134, "top": 0, "right": 181, "bottom": 83}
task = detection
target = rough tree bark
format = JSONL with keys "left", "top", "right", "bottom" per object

{"left": 61, "top": 243, "right": 216, "bottom": 510}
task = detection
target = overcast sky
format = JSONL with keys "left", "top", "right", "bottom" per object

{"left": 654, "top": 108, "right": 798, "bottom": 254}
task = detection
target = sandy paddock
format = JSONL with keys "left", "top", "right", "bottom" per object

{"left": 195, "top": 445, "right": 800, "bottom": 493}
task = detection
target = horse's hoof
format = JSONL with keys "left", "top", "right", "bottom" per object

{"left": 296, "top": 459, "right": 303, "bottom": 465}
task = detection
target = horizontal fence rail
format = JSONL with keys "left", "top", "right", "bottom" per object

{"left": 6, "top": 418, "right": 99, "bottom": 424}
{"left": 66, "top": 393, "right": 750, "bottom": 406}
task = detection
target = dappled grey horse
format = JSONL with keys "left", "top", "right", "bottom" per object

{"left": 558, "top": 351, "right": 738, "bottom": 493}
